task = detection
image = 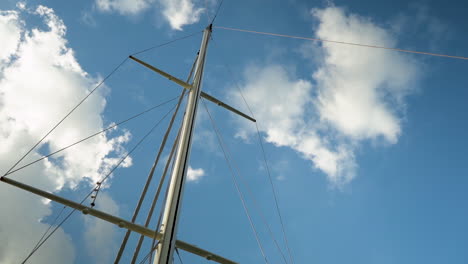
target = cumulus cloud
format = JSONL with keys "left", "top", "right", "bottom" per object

{"left": 234, "top": 65, "right": 313, "bottom": 146}
{"left": 187, "top": 166, "right": 205, "bottom": 182}
{"left": 95, "top": 0, "right": 154, "bottom": 16}
{"left": 312, "top": 7, "right": 418, "bottom": 143}
{"left": 234, "top": 7, "right": 419, "bottom": 185}
{"left": 0, "top": 10, "right": 21, "bottom": 64}
{"left": 94, "top": 0, "right": 205, "bottom": 30}
{"left": 0, "top": 5, "right": 129, "bottom": 262}
{"left": 234, "top": 65, "right": 356, "bottom": 184}
{"left": 159, "top": 0, "right": 204, "bottom": 30}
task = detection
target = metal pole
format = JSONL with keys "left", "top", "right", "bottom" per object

{"left": 0, "top": 176, "right": 159, "bottom": 239}
{"left": 154, "top": 24, "right": 212, "bottom": 264}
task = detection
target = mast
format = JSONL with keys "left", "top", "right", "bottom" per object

{"left": 154, "top": 24, "right": 212, "bottom": 264}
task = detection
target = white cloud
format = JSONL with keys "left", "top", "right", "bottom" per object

{"left": 159, "top": 0, "right": 204, "bottom": 31}
{"left": 234, "top": 7, "right": 419, "bottom": 185}
{"left": 187, "top": 166, "right": 205, "bottom": 182}
{"left": 234, "top": 65, "right": 355, "bottom": 184}
{"left": 95, "top": 0, "right": 154, "bottom": 16}
{"left": 312, "top": 7, "right": 418, "bottom": 144}
{"left": 234, "top": 65, "right": 312, "bottom": 147}
{"left": 0, "top": 10, "right": 21, "bottom": 63}
{"left": 93, "top": 0, "right": 205, "bottom": 30}
{"left": 0, "top": 5, "right": 130, "bottom": 262}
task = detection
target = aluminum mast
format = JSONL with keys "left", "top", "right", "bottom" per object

{"left": 154, "top": 24, "right": 212, "bottom": 264}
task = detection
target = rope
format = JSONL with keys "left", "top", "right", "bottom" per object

{"left": 215, "top": 26, "right": 468, "bottom": 60}
{"left": 201, "top": 99, "right": 269, "bottom": 264}
{"left": 20, "top": 103, "right": 178, "bottom": 263}
{"left": 224, "top": 63, "right": 294, "bottom": 263}
{"left": 2, "top": 57, "right": 129, "bottom": 178}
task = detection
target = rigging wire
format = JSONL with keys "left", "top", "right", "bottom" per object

{"left": 4, "top": 96, "right": 180, "bottom": 177}
{"left": 114, "top": 91, "right": 187, "bottom": 263}
{"left": 130, "top": 31, "right": 203, "bottom": 56}
{"left": 20, "top": 103, "right": 179, "bottom": 263}
{"left": 225, "top": 65, "right": 295, "bottom": 264}
{"left": 21, "top": 198, "right": 85, "bottom": 264}
{"left": 204, "top": 38, "right": 291, "bottom": 262}
{"left": 29, "top": 205, "right": 67, "bottom": 253}
{"left": 211, "top": 0, "right": 224, "bottom": 25}
{"left": 254, "top": 123, "right": 295, "bottom": 264}
{"left": 215, "top": 26, "right": 468, "bottom": 60}
{"left": 224, "top": 135, "right": 290, "bottom": 264}
{"left": 200, "top": 46, "right": 289, "bottom": 261}
{"left": 138, "top": 242, "right": 160, "bottom": 264}
{"left": 175, "top": 248, "right": 185, "bottom": 264}
{"left": 201, "top": 94, "right": 289, "bottom": 264}
{"left": 201, "top": 99, "right": 269, "bottom": 264}
{"left": 204, "top": 0, "right": 211, "bottom": 23}
{"left": 220, "top": 130, "right": 290, "bottom": 262}
{"left": 2, "top": 57, "right": 129, "bottom": 178}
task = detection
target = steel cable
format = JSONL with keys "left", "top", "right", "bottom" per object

{"left": 130, "top": 31, "right": 203, "bottom": 56}
{"left": 215, "top": 26, "right": 468, "bottom": 60}
{"left": 202, "top": 99, "right": 269, "bottom": 264}
{"left": 224, "top": 63, "right": 295, "bottom": 263}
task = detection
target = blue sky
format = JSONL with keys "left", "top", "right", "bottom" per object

{"left": 0, "top": 0, "right": 467, "bottom": 263}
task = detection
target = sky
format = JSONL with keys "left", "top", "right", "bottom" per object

{"left": 0, "top": 0, "right": 467, "bottom": 263}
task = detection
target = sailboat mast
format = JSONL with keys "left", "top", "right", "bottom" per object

{"left": 154, "top": 24, "right": 212, "bottom": 264}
